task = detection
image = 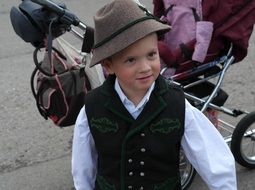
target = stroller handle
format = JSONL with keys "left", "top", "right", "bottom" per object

{"left": 30, "top": 0, "right": 93, "bottom": 52}
{"left": 30, "top": 0, "right": 81, "bottom": 27}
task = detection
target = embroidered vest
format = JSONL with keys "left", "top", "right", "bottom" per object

{"left": 85, "top": 75, "right": 185, "bottom": 190}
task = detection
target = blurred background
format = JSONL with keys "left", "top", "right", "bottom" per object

{"left": 0, "top": 0, "right": 254, "bottom": 189}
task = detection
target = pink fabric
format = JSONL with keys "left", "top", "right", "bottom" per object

{"left": 192, "top": 21, "right": 213, "bottom": 63}
{"left": 155, "top": 0, "right": 255, "bottom": 64}
{"left": 160, "top": 0, "right": 214, "bottom": 64}
{"left": 161, "top": 6, "right": 197, "bottom": 51}
{"left": 161, "top": 0, "right": 202, "bottom": 49}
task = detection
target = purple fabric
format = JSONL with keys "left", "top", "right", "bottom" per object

{"left": 155, "top": 0, "right": 255, "bottom": 65}
{"left": 160, "top": 0, "right": 213, "bottom": 63}
{"left": 160, "top": 0, "right": 202, "bottom": 51}
{"left": 161, "top": 6, "right": 197, "bottom": 51}
{"left": 192, "top": 21, "right": 213, "bottom": 63}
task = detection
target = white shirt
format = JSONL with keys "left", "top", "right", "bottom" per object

{"left": 72, "top": 80, "right": 237, "bottom": 190}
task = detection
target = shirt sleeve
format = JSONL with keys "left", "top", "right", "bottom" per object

{"left": 72, "top": 106, "right": 98, "bottom": 190}
{"left": 181, "top": 100, "right": 237, "bottom": 190}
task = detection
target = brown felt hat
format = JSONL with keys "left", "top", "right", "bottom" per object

{"left": 90, "top": 0, "right": 171, "bottom": 67}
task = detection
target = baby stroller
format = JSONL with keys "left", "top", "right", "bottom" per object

{"left": 155, "top": 0, "right": 255, "bottom": 189}
{"left": 9, "top": 0, "right": 255, "bottom": 189}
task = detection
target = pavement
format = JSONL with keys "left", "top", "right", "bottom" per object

{"left": 0, "top": 0, "right": 255, "bottom": 190}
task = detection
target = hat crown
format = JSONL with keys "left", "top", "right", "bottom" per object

{"left": 94, "top": 0, "right": 146, "bottom": 46}
{"left": 90, "top": 0, "right": 170, "bottom": 67}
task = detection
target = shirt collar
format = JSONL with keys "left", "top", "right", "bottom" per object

{"left": 114, "top": 78, "right": 155, "bottom": 109}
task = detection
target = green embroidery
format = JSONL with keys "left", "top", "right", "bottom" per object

{"left": 150, "top": 119, "right": 180, "bottom": 134}
{"left": 91, "top": 117, "right": 118, "bottom": 133}
{"left": 154, "top": 177, "right": 179, "bottom": 190}
{"left": 96, "top": 175, "right": 116, "bottom": 190}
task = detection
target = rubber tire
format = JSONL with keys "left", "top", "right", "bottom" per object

{"left": 181, "top": 166, "right": 196, "bottom": 190}
{"left": 180, "top": 150, "right": 197, "bottom": 190}
{"left": 231, "top": 111, "right": 255, "bottom": 168}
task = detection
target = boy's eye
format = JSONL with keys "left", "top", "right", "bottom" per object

{"left": 125, "top": 57, "right": 136, "bottom": 64}
{"left": 147, "top": 51, "right": 157, "bottom": 59}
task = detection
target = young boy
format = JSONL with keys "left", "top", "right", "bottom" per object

{"left": 72, "top": 0, "right": 237, "bottom": 189}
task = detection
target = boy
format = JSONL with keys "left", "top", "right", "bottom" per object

{"left": 72, "top": 0, "right": 237, "bottom": 189}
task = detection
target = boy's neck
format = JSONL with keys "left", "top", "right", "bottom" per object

{"left": 127, "top": 92, "right": 147, "bottom": 107}
{"left": 115, "top": 79, "right": 155, "bottom": 107}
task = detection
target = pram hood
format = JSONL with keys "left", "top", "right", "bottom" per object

{"left": 203, "top": 0, "right": 255, "bottom": 63}
{"left": 155, "top": 0, "right": 255, "bottom": 65}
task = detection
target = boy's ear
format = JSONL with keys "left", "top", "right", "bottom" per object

{"left": 102, "top": 59, "right": 114, "bottom": 74}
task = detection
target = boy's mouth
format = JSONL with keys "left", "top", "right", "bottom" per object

{"left": 137, "top": 74, "right": 153, "bottom": 81}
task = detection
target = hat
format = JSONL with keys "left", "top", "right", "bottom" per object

{"left": 90, "top": 0, "right": 170, "bottom": 67}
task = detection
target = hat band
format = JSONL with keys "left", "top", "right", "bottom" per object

{"left": 93, "top": 15, "right": 156, "bottom": 49}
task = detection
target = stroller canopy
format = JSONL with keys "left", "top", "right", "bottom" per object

{"left": 203, "top": 0, "right": 255, "bottom": 63}
{"left": 154, "top": 0, "right": 255, "bottom": 63}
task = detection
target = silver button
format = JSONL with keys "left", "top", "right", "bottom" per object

{"left": 128, "top": 185, "right": 133, "bottom": 189}
{"left": 129, "top": 171, "right": 133, "bottom": 176}
{"left": 140, "top": 148, "right": 146, "bottom": 152}
{"left": 141, "top": 133, "right": 145, "bottom": 137}
{"left": 140, "top": 172, "right": 145, "bottom": 177}
{"left": 140, "top": 161, "right": 145, "bottom": 165}
{"left": 128, "top": 159, "right": 133, "bottom": 163}
{"left": 139, "top": 187, "right": 144, "bottom": 190}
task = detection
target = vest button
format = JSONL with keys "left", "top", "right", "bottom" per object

{"left": 128, "top": 159, "right": 133, "bottom": 163}
{"left": 129, "top": 171, "right": 134, "bottom": 176}
{"left": 140, "top": 161, "right": 145, "bottom": 165}
{"left": 128, "top": 185, "right": 133, "bottom": 189}
{"left": 140, "top": 172, "right": 145, "bottom": 177}
{"left": 140, "top": 148, "right": 146, "bottom": 152}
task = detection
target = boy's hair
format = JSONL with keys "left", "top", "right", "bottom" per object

{"left": 90, "top": 0, "right": 170, "bottom": 67}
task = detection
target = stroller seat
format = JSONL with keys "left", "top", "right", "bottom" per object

{"left": 161, "top": 52, "right": 228, "bottom": 82}
{"left": 160, "top": 47, "right": 232, "bottom": 108}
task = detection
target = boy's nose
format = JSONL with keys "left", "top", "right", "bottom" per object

{"left": 139, "top": 59, "right": 151, "bottom": 72}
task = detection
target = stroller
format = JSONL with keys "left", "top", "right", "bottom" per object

{"left": 154, "top": 0, "right": 255, "bottom": 188}
{"left": 9, "top": 0, "right": 255, "bottom": 189}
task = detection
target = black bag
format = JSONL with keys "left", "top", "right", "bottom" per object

{"left": 31, "top": 37, "right": 91, "bottom": 127}
{"left": 10, "top": 0, "right": 105, "bottom": 127}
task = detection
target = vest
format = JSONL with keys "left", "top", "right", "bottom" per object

{"left": 85, "top": 75, "right": 185, "bottom": 190}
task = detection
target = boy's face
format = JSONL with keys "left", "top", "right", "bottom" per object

{"left": 103, "top": 33, "right": 160, "bottom": 98}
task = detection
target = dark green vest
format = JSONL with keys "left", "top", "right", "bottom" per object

{"left": 85, "top": 75, "right": 185, "bottom": 190}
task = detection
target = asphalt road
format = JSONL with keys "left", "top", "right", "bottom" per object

{"left": 0, "top": 0, "right": 255, "bottom": 190}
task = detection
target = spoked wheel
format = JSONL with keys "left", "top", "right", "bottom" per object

{"left": 179, "top": 148, "right": 196, "bottom": 190}
{"left": 231, "top": 111, "right": 255, "bottom": 168}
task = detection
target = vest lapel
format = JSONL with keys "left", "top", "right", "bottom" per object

{"left": 101, "top": 75, "right": 134, "bottom": 123}
{"left": 126, "top": 75, "right": 169, "bottom": 137}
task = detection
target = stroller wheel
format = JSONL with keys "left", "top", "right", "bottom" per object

{"left": 179, "top": 148, "right": 196, "bottom": 190}
{"left": 231, "top": 111, "right": 255, "bottom": 168}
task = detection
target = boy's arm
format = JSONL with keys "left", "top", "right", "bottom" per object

{"left": 181, "top": 100, "right": 237, "bottom": 190}
{"left": 72, "top": 106, "right": 98, "bottom": 190}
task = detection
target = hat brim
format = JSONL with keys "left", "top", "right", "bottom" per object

{"left": 90, "top": 19, "right": 170, "bottom": 67}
